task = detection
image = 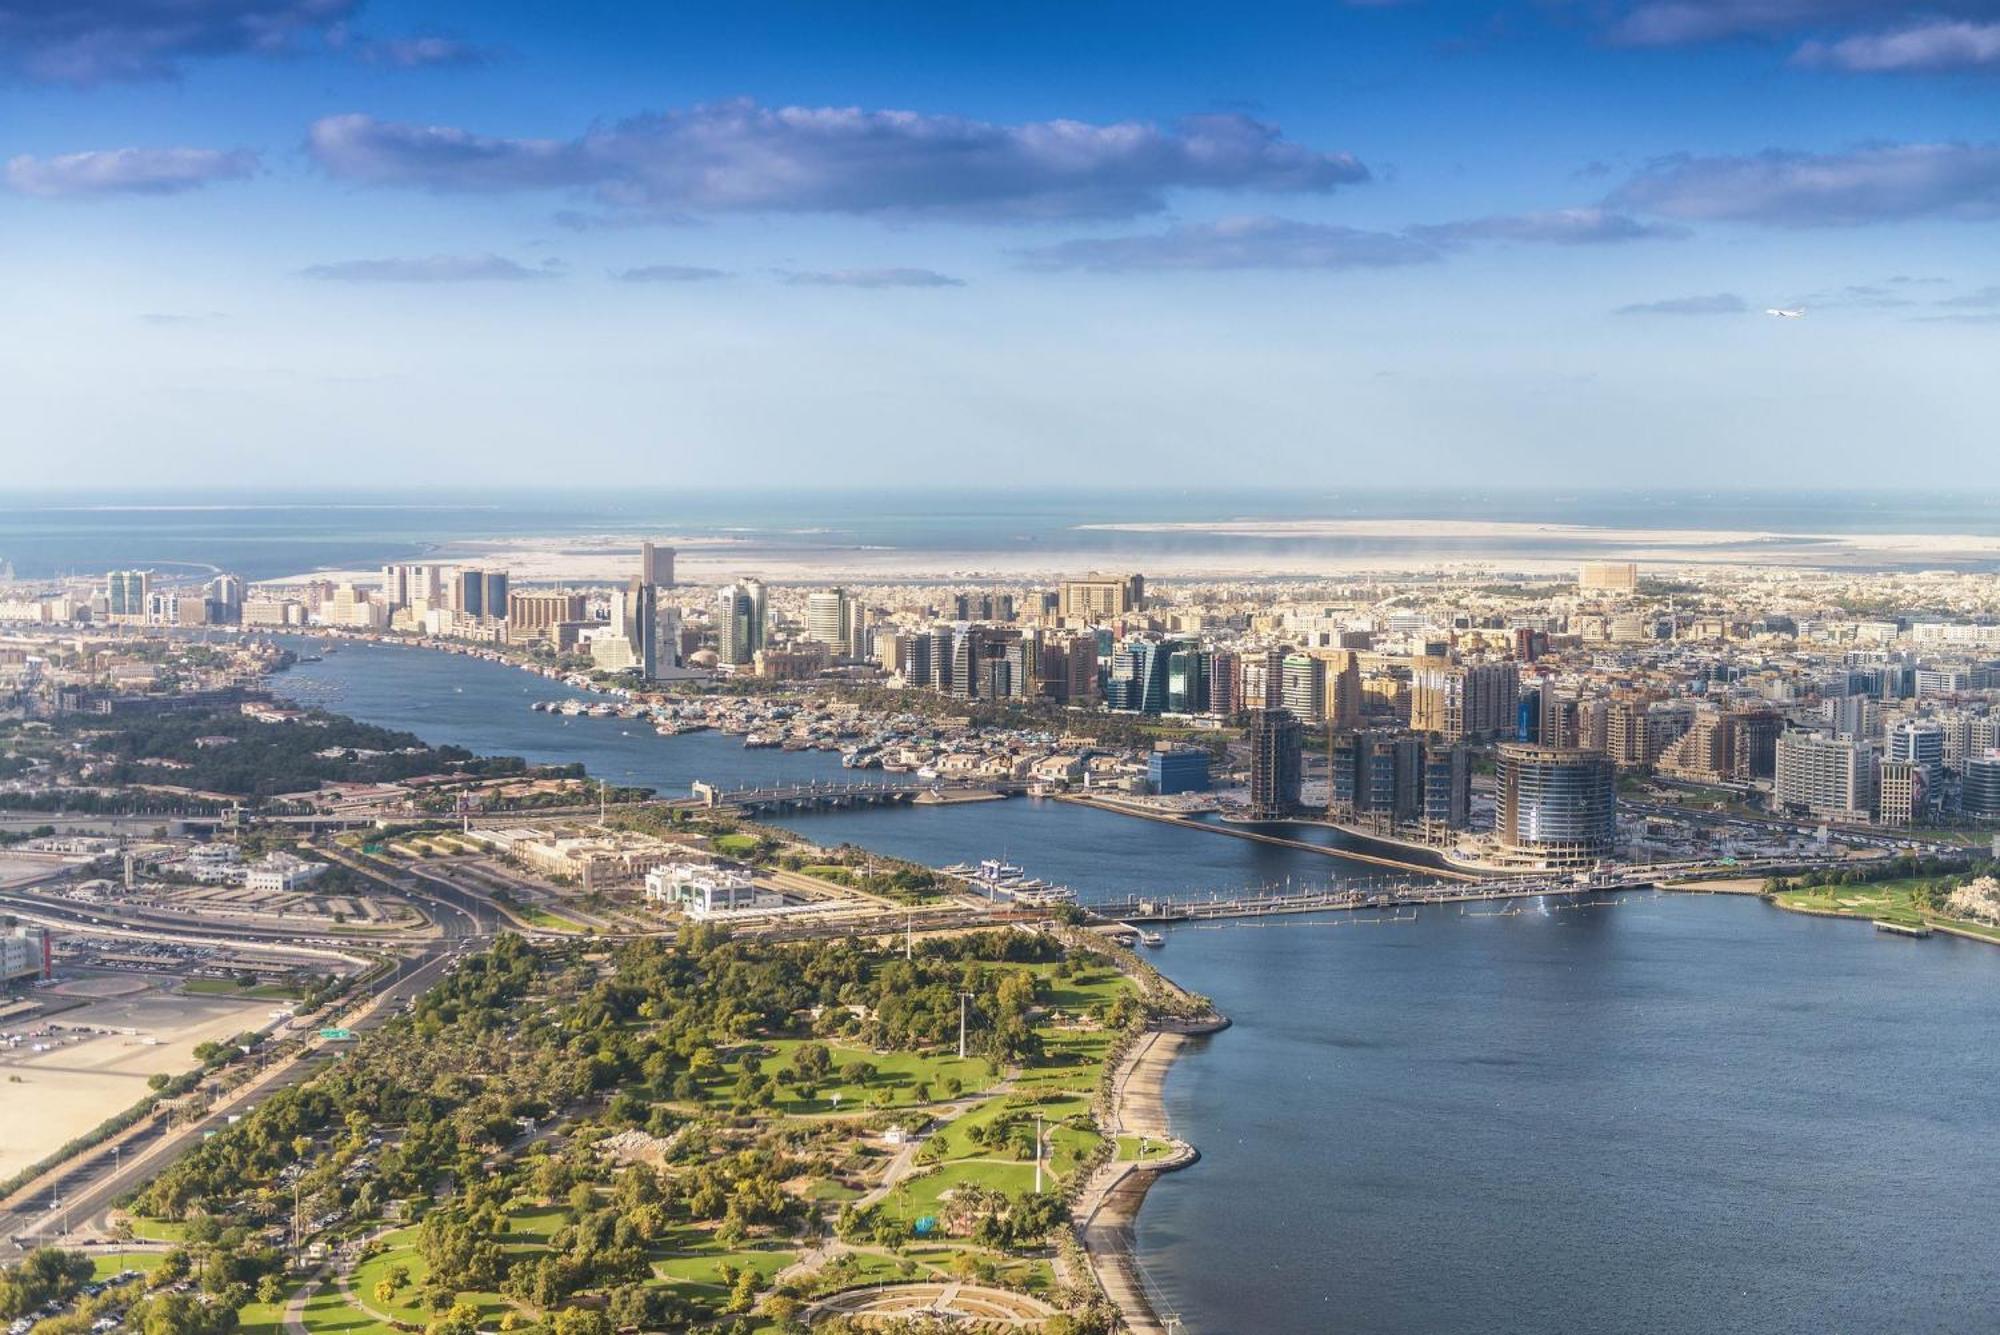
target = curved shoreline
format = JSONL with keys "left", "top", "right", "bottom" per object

{"left": 1077, "top": 1014, "right": 1226, "bottom": 1333}
{"left": 1763, "top": 890, "right": 2000, "bottom": 948}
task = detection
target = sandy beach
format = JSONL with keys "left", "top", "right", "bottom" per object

{"left": 1077, "top": 1020, "right": 1220, "bottom": 1335}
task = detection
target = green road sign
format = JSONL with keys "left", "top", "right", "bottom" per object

{"left": 318, "top": 1027, "right": 355, "bottom": 1041}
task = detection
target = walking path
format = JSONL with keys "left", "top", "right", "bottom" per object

{"left": 281, "top": 1274, "right": 323, "bottom": 1335}
{"left": 1073, "top": 1017, "right": 1224, "bottom": 1335}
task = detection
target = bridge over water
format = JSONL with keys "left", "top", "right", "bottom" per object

{"left": 1084, "top": 855, "right": 1849, "bottom": 924}
{"left": 691, "top": 776, "right": 996, "bottom": 814}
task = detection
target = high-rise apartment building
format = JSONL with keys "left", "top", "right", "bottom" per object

{"left": 1605, "top": 696, "right": 1655, "bottom": 767}
{"left": 806, "top": 588, "right": 852, "bottom": 651}
{"left": 106, "top": 569, "right": 151, "bottom": 621}
{"left": 1962, "top": 754, "right": 2000, "bottom": 821}
{"left": 1106, "top": 639, "right": 1176, "bottom": 714}
{"left": 744, "top": 579, "right": 768, "bottom": 656}
{"left": 1658, "top": 707, "right": 1738, "bottom": 783}
{"left": 205, "top": 574, "right": 243, "bottom": 622}
{"left": 640, "top": 542, "right": 675, "bottom": 588}
{"left": 1322, "top": 650, "right": 1363, "bottom": 730}
{"left": 1209, "top": 649, "right": 1241, "bottom": 716}
{"left": 1877, "top": 759, "right": 1922, "bottom": 826}
{"left": 1578, "top": 561, "right": 1639, "bottom": 594}
{"left": 1166, "top": 646, "right": 1208, "bottom": 714}
{"left": 1058, "top": 573, "right": 1144, "bottom": 621}
{"left": 1494, "top": 743, "right": 1617, "bottom": 869}
{"left": 1246, "top": 707, "right": 1304, "bottom": 821}
{"left": 1887, "top": 720, "right": 1945, "bottom": 780}
{"left": 1410, "top": 658, "right": 1519, "bottom": 742}
{"left": 1774, "top": 731, "right": 1875, "bottom": 822}
{"left": 715, "top": 585, "right": 757, "bottom": 665}
{"left": 1280, "top": 653, "right": 1326, "bottom": 724}
{"left": 1328, "top": 729, "right": 1472, "bottom": 842}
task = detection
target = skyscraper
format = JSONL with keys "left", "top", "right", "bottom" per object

{"left": 1961, "top": 754, "right": 2000, "bottom": 821}
{"left": 616, "top": 578, "right": 659, "bottom": 677}
{"left": 1578, "top": 561, "right": 1639, "bottom": 594}
{"left": 806, "top": 588, "right": 852, "bottom": 650}
{"left": 205, "top": 574, "right": 243, "bottom": 623}
{"left": 106, "top": 569, "right": 150, "bottom": 621}
{"left": 1058, "top": 573, "right": 1144, "bottom": 620}
{"left": 716, "top": 585, "right": 756, "bottom": 665}
{"left": 1106, "top": 639, "right": 1176, "bottom": 714}
{"left": 482, "top": 570, "right": 509, "bottom": 621}
{"left": 1247, "top": 707, "right": 1304, "bottom": 821}
{"left": 744, "top": 579, "right": 768, "bottom": 655}
{"left": 1280, "top": 653, "right": 1326, "bottom": 723}
{"left": 1411, "top": 658, "right": 1520, "bottom": 742}
{"left": 640, "top": 541, "right": 675, "bottom": 588}
{"left": 1209, "top": 649, "right": 1241, "bottom": 717}
{"left": 1494, "top": 743, "right": 1617, "bottom": 869}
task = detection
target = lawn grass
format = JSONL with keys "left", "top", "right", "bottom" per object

{"left": 1776, "top": 879, "right": 2000, "bottom": 942}
{"left": 124, "top": 1218, "right": 190, "bottom": 1242}
{"left": 89, "top": 1252, "right": 165, "bottom": 1280}
{"left": 651, "top": 1245, "right": 796, "bottom": 1300}
{"left": 897, "top": 1158, "right": 1039, "bottom": 1220}
{"left": 808, "top": 1180, "right": 863, "bottom": 1202}
{"left": 711, "top": 833, "right": 760, "bottom": 856}
{"left": 298, "top": 1283, "right": 401, "bottom": 1335}
{"left": 349, "top": 1233, "right": 513, "bottom": 1328}
{"left": 499, "top": 1204, "right": 567, "bottom": 1249}
{"left": 512, "top": 903, "right": 587, "bottom": 933}
{"left": 236, "top": 1287, "right": 298, "bottom": 1335}
{"left": 740, "top": 1040, "right": 995, "bottom": 1114}
{"left": 1116, "top": 1134, "right": 1177, "bottom": 1163}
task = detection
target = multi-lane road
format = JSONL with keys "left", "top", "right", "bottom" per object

{"left": 0, "top": 868, "right": 504, "bottom": 1258}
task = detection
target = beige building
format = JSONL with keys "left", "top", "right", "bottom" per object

{"left": 1058, "top": 574, "right": 1144, "bottom": 621}
{"left": 508, "top": 590, "right": 586, "bottom": 641}
{"left": 1579, "top": 561, "right": 1639, "bottom": 594}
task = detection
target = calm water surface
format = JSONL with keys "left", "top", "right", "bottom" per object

{"left": 272, "top": 638, "right": 1411, "bottom": 902}
{"left": 1138, "top": 895, "right": 2000, "bottom": 1334}
{"left": 276, "top": 641, "right": 2000, "bottom": 1332}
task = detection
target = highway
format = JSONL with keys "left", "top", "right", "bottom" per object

{"left": 0, "top": 866, "right": 501, "bottom": 1258}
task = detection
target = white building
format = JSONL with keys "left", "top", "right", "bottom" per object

{"left": 2, "top": 926, "right": 50, "bottom": 982}
{"left": 244, "top": 852, "right": 330, "bottom": 893}
{"left": 1774, "top": 731, "right": 1875, "bottom": 823}
{"left": 644, "top": 862, "right": 773, "bottom": 918}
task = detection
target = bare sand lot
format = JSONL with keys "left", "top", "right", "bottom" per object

{"left": 0, "top": 979, "right": 275, "bottom": 1179}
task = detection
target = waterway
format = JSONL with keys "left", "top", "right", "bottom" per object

{"left": 1138, "top": 894, "right": 2000, "bottom": 1334}
{"left": 272, "top": 640, "right": 2000, "bottom": 1332}
{"left": 271, "top": 638, "right": 1416, "bottom": 904}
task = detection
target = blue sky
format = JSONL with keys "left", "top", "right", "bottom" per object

{"left": 3, "top": 0, "right": 1998, "bottom": 491}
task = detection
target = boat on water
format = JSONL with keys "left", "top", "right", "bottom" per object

{"left": 1138, "top": 930, "right": 1166, "bottom": 948}
{"left": 958, "top": 857, "right": 1078, "bottom": 906}
{"left": 743, "top": 734, "right": 780, "bottom": 749}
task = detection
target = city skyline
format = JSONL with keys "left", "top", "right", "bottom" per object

{"left": 6, "top": 0, "right": 2000, "bottom": 487}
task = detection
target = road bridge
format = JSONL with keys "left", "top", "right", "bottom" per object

{"left": 1084, "top": 856, "right": 1856, "bottom": 924}
{"left": 691, "top": 776, "right": 985, "bottom": 815}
